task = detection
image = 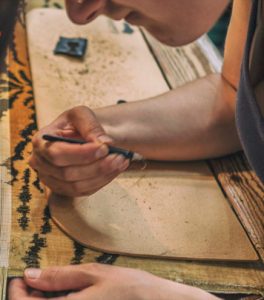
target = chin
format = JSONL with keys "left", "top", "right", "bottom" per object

{"left": 147, "top": 28, "right": 177, "bottom": 47}
{"left": 111, "top": 14, "right": 126, "bottom": 21}
{"left": 125, "top": 11, "right": 142, "bottom": 25}
{"left": 157, "top": 36, "right": 178, "bottom": 47}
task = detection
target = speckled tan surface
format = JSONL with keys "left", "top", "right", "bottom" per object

{"left": 27, "top": 9, "right": 169, "bottom": 127}
{"left": 49, "top": 163, "right": 258, "bottom": 261}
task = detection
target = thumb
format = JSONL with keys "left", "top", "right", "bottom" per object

{"left": 67, "top": 106, "right": 113, "bottom": 144}
{"left": 24, "top": 265, "right": 96, "bottom": 292}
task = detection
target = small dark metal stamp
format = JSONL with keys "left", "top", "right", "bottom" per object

{"left": 54, "top": 37, "right": 88, "bottom": 59}
{"left": 117, "top": 99, "right": 127, "bottom": 105}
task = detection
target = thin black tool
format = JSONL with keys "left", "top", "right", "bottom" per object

{"left": 42, "top": 134, "right": 142, "bottom": 161}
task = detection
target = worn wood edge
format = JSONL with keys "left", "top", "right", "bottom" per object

{"left": 115, "top": 254, "right": 264, "bottom": 295}
{"left": 142, "top": 31, "right": 264, "bottom": 262}
{"left": 196, "top": 35, "right": 223, "bottom": 73}
{"left": 209, "top": 155, "right": 264, "bottom": 260}
{"left": 0, "top": 268, "right": 8, "bottom": 300}
{"left": 0, "top": 22, "right": 15, "bottom": 300}
{"left": 0, "top": 56, "right": 12, "bottom": 269}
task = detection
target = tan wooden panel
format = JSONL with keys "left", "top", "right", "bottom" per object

{"left": 50, "top": 162, "right": 257, "bottom": 261}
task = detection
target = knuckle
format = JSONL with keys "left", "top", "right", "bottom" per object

{"left": 70, "top": 182, "right": 81, "bottom": 194}
{"left": 60, "top": 167, "right": 74, "bottom": 182}
{"left": 38, "top": 173, "right": 45, "bottom": 181}
{"left": 80, "top": 190, "right": 93, "bottom": 197}
{"left": 38, "top": 174, "right": 52, "bottom": 188}
{"left": 58, "top": 185, "right": 75, "bottom": 197}
{"left": 46, "top": 148, "right": 63, "bottom": 166}
{"left": 55, "top": 184, "right": 74, "bottom": 197}
{"left": 98, "top": 160, "right": 111, "bottom": 175}
{"left": 69, "top": 105, "right": 86, "bottom": 116}
{"left": 87, "top": 262, "right": 102, "bottom": 273}
{"left": 94, "top": 164, "right": 104, "bottom": 177}
{"left": 32, "top": 134, "right": 40, "bottom": 148}
{"left": 38, "top": 177, "right": 49, "bottom": 188}
{"left": 42, "top": 267, "right": 61, "bottom": 288}
{"left": 28, "top": 155, "right": 36, "bottom": 169}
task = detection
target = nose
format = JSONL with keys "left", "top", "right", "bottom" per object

{"left": 65, "top": 0, "right": 105, "bottom": 25}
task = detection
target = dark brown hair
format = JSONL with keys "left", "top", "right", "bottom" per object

{"left": 0, "top": 0, "right": 20, "bottom": 69}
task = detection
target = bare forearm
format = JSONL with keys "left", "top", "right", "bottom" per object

{"left": 95, "top": 74, "right": 241, "bottom": 161}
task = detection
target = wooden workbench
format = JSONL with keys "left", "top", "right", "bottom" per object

{"left": 0, "top": 1, "right": 263, "bottom": 299}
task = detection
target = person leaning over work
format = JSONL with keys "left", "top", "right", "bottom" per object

{"left": 8, "top": 0, "right": 264, "bottom": 299}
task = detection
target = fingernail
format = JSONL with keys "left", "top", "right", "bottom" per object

{"left": 95, "top": 144, "right": 109, "bottom": 159}
{"left": 111, "top": 155, "right": 125, "bottom": 170}
{"left": 25, "top": 268, "right": 42, "bottom": 279}
{"left": 119, "top": 159, "right": 130, "bottom": 171}
{"left": 97, "top": 135, "right": 113, "bottom": 144}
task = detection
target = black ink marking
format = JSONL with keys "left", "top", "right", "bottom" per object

{"left": 71, "top": 241, "right": 86, "bottom": 264}
{"left": 123, "top": 23, "right": 134, "bottom": 34}
{"left": 8, "top": 70, "right": 21, "bottom": 85}
{"left": 13, "top": 139, "right": 28, "bottom": 160}
{"left": 0, "top": 78, "right": 7, "bottom": 84}
{"left": 96, "top": 253, "right": 119, "bottom": 265}
{"left": 22, "top": 234, "right": 47, "bottom": 268}
{"left": 0, "top": 0, "right": 25, "bottom": 72}
{"left": 23, "top": 96, "right": 33, "bottom": 106}
{"left": 4, "top": 57, "right": 37, "bottom": 181}
{"left": 21, "top": 118, "right": 37, "bottom": 139}
{"left": 8, "top": 69, "right": 32, "bottom": 109}
{"left": 19, "top": 69, "right": 32, "bottom": 85}
{"left": 9, "top": 30, "right": 24, "bottom": 67}
{"left": 0, "top": 99, "right": 9, "bottom": 119}
{"left": 0, "top": 157, "right": 11, "bottom": 173}
{"left": 11, "top": 115, "right": 37, "bottom": 183}
{"left": 53, "top": 2, "right": 63, "bottom": 9}
{"left": 6, "top": 59, "right": 37, "bottom": 183}
{"left": 43, "top": 0, "right": 51, "bottom": 8}
{"left": 8, "top": 81, "right": 21, "bottom": 89}
{"left": 33, "top": 175, "right": 44, "bottom": 193}
{"left": 0, "top": 86, "right": 9, "bottom": 93}
{"left": 9, "top": 90, "right": 23, "bottom": 109}
{"left": 117, "top": 99, "right": 127, "bottom": 105}
{"left": 17, "top": 168, "right": 31, "bottom": 230}
{"left": 0, "top": 73, "right": 9, "bottom": 119}
{"left": 41, "top": 206, "right": 52, "bottom": 234}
